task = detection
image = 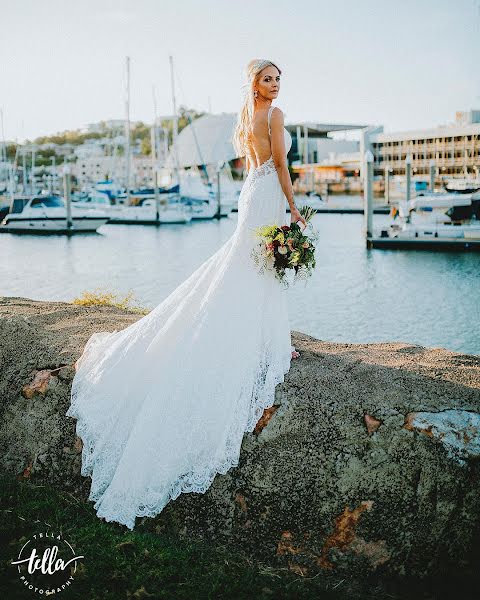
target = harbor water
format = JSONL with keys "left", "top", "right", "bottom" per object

{"left": 1, "top": 200, "right": 479, "bottom": 355}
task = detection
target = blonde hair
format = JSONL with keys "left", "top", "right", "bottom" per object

{"left": 232, "top": 58, "right": 282, "bottom": 157}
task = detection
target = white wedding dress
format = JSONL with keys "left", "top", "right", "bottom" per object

{"left": 67, "top": 105, "right": 295, "bottom": 530}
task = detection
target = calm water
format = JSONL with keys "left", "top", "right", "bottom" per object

{"left": 1, "top": 201, "right": 479, "bottom": 355}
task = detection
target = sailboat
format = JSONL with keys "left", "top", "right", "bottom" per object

{"left": 105, "top": 56, "right": 192, "bottom": 225}
{"left": 167, "top": 56, "right": 234, "bottom": 219}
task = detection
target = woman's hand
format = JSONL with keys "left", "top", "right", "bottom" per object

{"left": 290, "top": 206, "right": 307, "bottom": 230}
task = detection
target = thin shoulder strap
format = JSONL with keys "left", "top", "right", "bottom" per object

{"left": 267, "top": 105, "right": 274, "bottom": 136}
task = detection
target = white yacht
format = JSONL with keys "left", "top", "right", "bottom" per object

{"left": 376, "top": 191, "right": 480, "bottom": 241}
{"left": 0, "top": 194, "right": 109, "bottom": 233}
{"left": 73, "top": 189, "right": 193, "bottom": 224}
{"left": 73, "top": 190, "right": 113, "bottom": 209}
{"left": 110, "top": 194, "right": 193, "bottom": 224}
{"left": 444, "top": 177, "right": 480, "bottom": 194}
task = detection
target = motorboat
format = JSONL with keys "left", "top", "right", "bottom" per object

{"left": 0, "top": 194, "right": 109, "bottom": 234}
{"left": 107, "top": 192, "right": 192, "bottom": 224}
{"left": 406, "top": 190, "right": 479, "bottom": 218}
{"left": 73, "top": 190, "right": 113, "bottom": 209}
{"left": 73, "top": 188, "right": 192, "bottom": 224}
{"left": 109, "top": 194, "right": 193, "bottom": 224}
{"left": 376, "top": 191, "right": 480, "bottom": 241}
{"left": 444, "top": 177, "right": 480, "bottom": 194}
{"left": 376, "top": 219, "right": 480, "bottom": 241}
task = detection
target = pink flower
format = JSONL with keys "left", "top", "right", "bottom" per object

{"left": 302, "top": 241, "right": 310, "bottom": 248}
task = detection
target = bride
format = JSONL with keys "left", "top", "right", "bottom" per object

{"left": 67, "top": 58, "right": 308, "bottom": 530}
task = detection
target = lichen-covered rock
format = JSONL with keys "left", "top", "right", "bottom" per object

{"left": 1, "top": 296, "right": 479, "bottom": 582}
{"left": 404, "top": 409, "right": 480, "bottom": 464}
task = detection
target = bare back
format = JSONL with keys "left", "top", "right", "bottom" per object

{"left": 246, "top": 106, "right": 275, "bottom": 169}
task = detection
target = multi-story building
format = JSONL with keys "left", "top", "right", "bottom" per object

{"left": 367, "top": 109, "right": 480, "bottom": 178}
{"left": 72, "top": 156, "right": 156, "bottom": 189}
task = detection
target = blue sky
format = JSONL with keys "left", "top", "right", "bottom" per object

{"left": 1, "top": 0, "right": 479, "bottom": 141}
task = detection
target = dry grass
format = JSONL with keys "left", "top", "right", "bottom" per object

{"left": 71, "top": 288, "right": 151, "bottom": 315}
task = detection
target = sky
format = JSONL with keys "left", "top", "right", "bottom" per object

{"left": 1, "top": 0, "right": 479, "bottom": 142}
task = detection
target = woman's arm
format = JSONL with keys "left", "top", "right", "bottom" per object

{"left": 270, "top": 107, "right": 295, "bottom": 211}
{"left": 270, "top": 107, "right": 307, "bottom": 229}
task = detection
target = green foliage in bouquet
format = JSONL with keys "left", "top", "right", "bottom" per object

{"left": 250, "top": 205, "right": 319, "bottom": 288}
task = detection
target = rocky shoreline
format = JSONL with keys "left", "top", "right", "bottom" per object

{"left": 1, "top": 295, "right": 479, "bottom": 582}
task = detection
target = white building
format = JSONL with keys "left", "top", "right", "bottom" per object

{"left": 72, "top": 156, "right": 156, "bottom": 189}
{"left": 366, "top": 109, "right": 480, "bottom": 177}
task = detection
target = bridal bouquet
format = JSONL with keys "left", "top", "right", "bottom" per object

{"left": 250, "top": 206, "right": 319, "bottom": 287}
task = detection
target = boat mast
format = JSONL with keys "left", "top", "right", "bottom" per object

{"left": 167, "top": 63, "right": 214, "bottom": 200}
{"left": 0, "top": 108, "right": 5, "bottom": 166}
{"left": 0, "top": 108, "right": 6, "bottom": 194}
{"left": 22, "top": 147, "right": 27, "bottom": 193}
{"left": 21, "top": 120, "right": 27, "bottom": 193}
{"left": 9, "top": 140, "right": 20, "bottom": 200}
{"left": 31, "top": 145, "right": 36, "bottom": 194}
{"left": 124, "top": 56, "right": 131, "bottom": 203}
{"left": 0, "top": 108, "right": 14, "bottom": 198}
{"left": 151, "top": 85, "right": 158, "bottom": 167}
{"left": 169, "top": 55, "right": 180, "bottom": 186}
{"left": 151, "top": 85, "right": 160, "bottom": 219}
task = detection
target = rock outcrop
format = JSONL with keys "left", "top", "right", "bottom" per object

{"left": 1, "top": 296, "right": 479, "bottom": 582}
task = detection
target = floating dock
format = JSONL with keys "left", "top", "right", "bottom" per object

{"left": 367, "top": 237, "right": 480, "bottom": 251}
{"left": 0, "top": 225, "right": 99, "bottom": 235}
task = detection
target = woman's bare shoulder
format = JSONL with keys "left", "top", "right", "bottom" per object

{"left": 270, "top": 106, "right": 284, "bottom": 126}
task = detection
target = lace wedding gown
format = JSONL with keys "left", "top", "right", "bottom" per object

{"left": 67, "top": 105, "right": 295, "bottom": 530}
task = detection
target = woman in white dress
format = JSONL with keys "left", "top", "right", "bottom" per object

{"left": 67, "top": 58, "right": 308, "bottom": 530}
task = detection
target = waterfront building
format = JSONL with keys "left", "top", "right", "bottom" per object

{"left": 367, "top": 109, "right": 480, "bottom": 178}
{"left": 72, "top": 156, "right": 155, "bottom": 189}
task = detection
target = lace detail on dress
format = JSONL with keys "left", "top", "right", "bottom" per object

{"left": 249, "top": 157, "right": 276, "bottom": 184}
{"left": 68, "top": 336, "right": 291, "bottom": 530}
